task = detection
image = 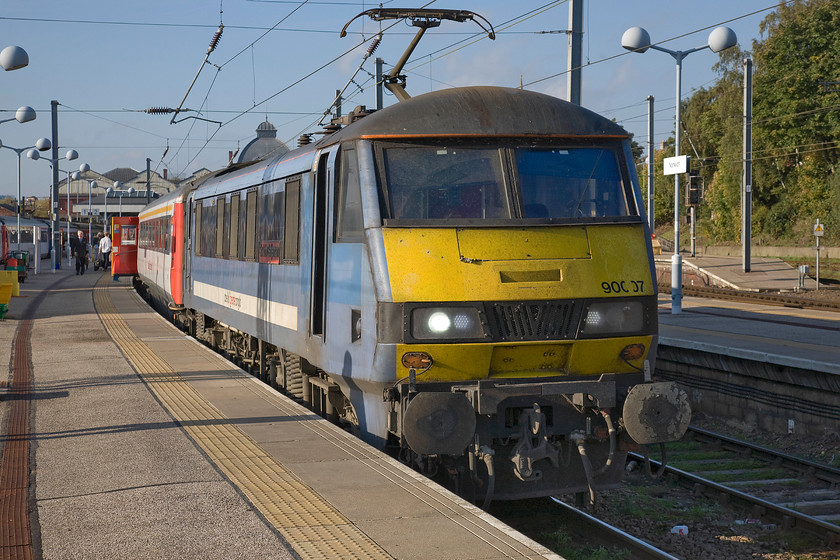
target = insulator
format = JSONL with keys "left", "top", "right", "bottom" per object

{"left": 322, "top": 123, "right": 341, "bottom": 135}
{"left": 366, "top": 36, "right": 381, "bottom": 56}
{"left": 145, "top": 107, "right": 174, "bottom": 114}
{"left": 207, "top": 24, "right": 224, "bottom": 54}
{"left": 297, "top": 134, "right": 312, "bottom": 147}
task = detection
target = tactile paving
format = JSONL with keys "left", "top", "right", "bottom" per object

{"left": 93, "top": 282, "right": 391, "bottom": 560}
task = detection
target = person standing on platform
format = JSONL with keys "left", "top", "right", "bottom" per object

{"left": 70, "top": 231, "right": 89, "bottom": 275}
{"left": 99, "top": 232, "right": 112, "bottom": 269}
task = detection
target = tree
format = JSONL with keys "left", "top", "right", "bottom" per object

{"left": 32, "top": 198, "right": 50, "bottom": 219}
{"left": 751, "top": 0, "right": 840, "bottom": 243}
{"left": 675, "top": 0, "right": 840, "bottom": 245}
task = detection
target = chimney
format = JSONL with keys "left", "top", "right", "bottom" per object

{"left": 163, "top": 168, "right": 168, "bottom": 180}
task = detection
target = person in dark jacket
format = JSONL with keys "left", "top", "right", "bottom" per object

{"left": 70, "top": 231, "right": 89, "bottom": 275}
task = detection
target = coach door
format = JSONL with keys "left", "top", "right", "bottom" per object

{"left": 185, "top": 194, "right": 195, "bottom": 296}
{"left": 310, "top": 150, "right": 334, "bottom": 340}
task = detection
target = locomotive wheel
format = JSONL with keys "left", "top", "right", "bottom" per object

{"left": 285, "top": 353, "right": 304, "bottom": 400}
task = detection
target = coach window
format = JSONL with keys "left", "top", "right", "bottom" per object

{"left": 203, "top": 200, "right": 216, "bottom": 257}
{"left": 238, "top": 192, "right": 247, "bottom": 259}
{"left": 258, "top": 188, "right": 283, "bottom": 264}
{"left": 194, "top": 203, "right": 202, "bottom": 255}
{"left": 229, "top": 194, "right": 240, "bottom": 259}
{"left": 222, "top": 199, "right": 231, "bottom": 258}
{"left": 245, "top": 189, "right": 258, "bottom": 260}
{"left": 284, "top": 177, "right": 300, "bottom": 263}
{"left": 336, "top": 148, "right": 363, "bottom": 242}
{"left": 215, "top": 196, "right": 225, "bottom": 257}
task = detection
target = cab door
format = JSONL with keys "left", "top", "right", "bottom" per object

{"left": 310, "top": 150, "right": 332, "bottom": 339}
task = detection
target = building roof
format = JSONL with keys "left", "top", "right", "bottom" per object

{"left": 59, "top": 168, "right": 178, "bottom": 198}
{"left": 102, "top": 168, "right": 141, "bottom": 183}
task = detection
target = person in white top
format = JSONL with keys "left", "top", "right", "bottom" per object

{"left": 99, "top": 233, "right": 112, "bottom": 268}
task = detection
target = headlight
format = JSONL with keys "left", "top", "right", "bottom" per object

{"left": 580, "top": 301, "right": 644, "bottom": 336}
{"left": 411, "top": 307, "right": 486, "bottom": 340}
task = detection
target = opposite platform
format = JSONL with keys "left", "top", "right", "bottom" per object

{"left": 0, "top": 268, "right": 560, "bottom": 560}
{"left": 655, "top": 254, "right": 805, "bottom": 292}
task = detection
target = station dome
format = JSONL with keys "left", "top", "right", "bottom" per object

{"left": 237, "top": 119, "right": 290, "bottom": 164}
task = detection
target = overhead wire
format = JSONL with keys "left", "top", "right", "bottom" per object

{"left": 522, "top": 1, "right": 794, "bottom": 89}
{"left": 174, "top": 0, "right": 442, "bottom": 173}
{"left": 34, "top": 1, "right": 800, "bottom": 178}
{"left": 167, "top": 0, "right": 312, "bottom": 173}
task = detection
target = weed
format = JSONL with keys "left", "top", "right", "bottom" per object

{"left": 540, "top": 530, "right": 631, "bottom": 560}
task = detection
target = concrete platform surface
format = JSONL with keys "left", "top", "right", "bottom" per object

{"left": 1, "top": 267, "right": 560, "bottom": 560}
{"left": 658, "top": 293, "right": 840, "bottom": 375}
{"left": 655, "top": 254, "right": 808, "bottom": 292}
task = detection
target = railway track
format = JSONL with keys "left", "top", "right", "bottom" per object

{"left": 528, "top": 425, "right": 840, "bottom": 558}
{"left": 634, "top": 426, "right": 840, "bottom": 547}
{"left": 659, "top": 283, "right": 840, "bottom": 312}
{"left": 494, "top": 496, "right": 680, "bottom": 560}
{"left": 548, "top": 499, "right": 680, "bottom": 560}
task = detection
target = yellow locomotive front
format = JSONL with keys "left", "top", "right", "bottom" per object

{"left": 345, "top": 87, "right": 689, "bottom": 502}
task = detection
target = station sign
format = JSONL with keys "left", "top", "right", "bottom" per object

{"left": 663, "top": 155, "right": 689, "bottom": 176}
{"left": 81, "top": 208, "right": 101, "bottom": 216}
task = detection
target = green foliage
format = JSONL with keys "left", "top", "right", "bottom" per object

{"left": 676, "top": 0, "right": 840, "bottom": 245}
{"left": 539, "top": 530, "right": 631, "bottom": 560}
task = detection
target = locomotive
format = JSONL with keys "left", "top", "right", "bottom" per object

{"left": 135, "top": 9, "right": 689, "bottom": 504}
{"left": 136, "top": 85, "right": 689, "bottom": 503}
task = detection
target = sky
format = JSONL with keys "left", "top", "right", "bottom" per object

{"left": 0, "top": 0, "right": 784, "bottom": 198}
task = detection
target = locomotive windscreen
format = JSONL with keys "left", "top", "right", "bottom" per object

{"left": 379, "top": 142, "right": 632, "bottom": 221}
{"left": 515, "top": 147, "right": 629, "bottom": 219}
{"left": 383, "top": 146, "right": 509, "bottom": 220}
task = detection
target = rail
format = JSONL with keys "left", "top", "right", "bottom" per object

{"left": 549, "top": 498, "right": 679, "bottom": 560}
{"left": 631, "top": 432, "right": 840, "bottom": 547}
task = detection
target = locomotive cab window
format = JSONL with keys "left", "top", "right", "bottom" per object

{"left": 381, "top": 144, "right": 509, "bottom": 220}
{"left": 516, "top": 147, "right": 630, "bottom": 219}
{"left": 376, "top": 140, "right": 634, "bottom": 223}
{"left": 336, "top": 147, "right": 363, "bottom": 242}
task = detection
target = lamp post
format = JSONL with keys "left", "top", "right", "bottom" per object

{"left": 64, "top": 164, "right": 79, "bottom": 265}
{"left": 105, "top": 181, "right": 121, "bottom": 235}
{"left": 1, "top": 137, "right": 48, "bottom": 253}
{"left": 76, "top": 163, "right": 98, "bottom": 242}
{"left": 0, "top": 105, "right": 38, "bottom": 251}
{"left": 104, "top": 187, "right": 111, "bottom": 235}
{"left": 27, "top": 141, "right": 79, "bottom": 270}
{"left": 0, "top": 45, "right": 29, "bottom": 72}
{"left": 116, "top": 187, "right": 135, "bottom": 216}
{"left": 0, "top": 46, "right": 31, "bottom": 251}
{"left": 621, "top": 25, "right": 737, "bottom": 314}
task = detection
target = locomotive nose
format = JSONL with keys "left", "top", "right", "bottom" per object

{"left": 622, "top": 382, "right": 690, "bottom": 444}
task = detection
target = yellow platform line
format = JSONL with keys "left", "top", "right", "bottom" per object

{"left": 93, "top": 282, "right": 391, "bottom": 560}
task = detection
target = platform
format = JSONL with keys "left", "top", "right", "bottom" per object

{"left": 658, "top": 293, "right": 840, "bottom": 376}
{"left": 0, "top": 269, "right": 560, "bottom": 560}
{"left": 656, "top": 292, "right": 840, "bottom": 437}
{"left": 655, "top": 254, "right": 807, "bottom": 292}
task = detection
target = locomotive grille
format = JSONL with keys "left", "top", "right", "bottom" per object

{"left": 486, "top": 301, "right": 579, "bottom": 341}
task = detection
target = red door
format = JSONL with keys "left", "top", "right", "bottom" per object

{"left": 112, "top": 216, "right": 139, "bottom": 278}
